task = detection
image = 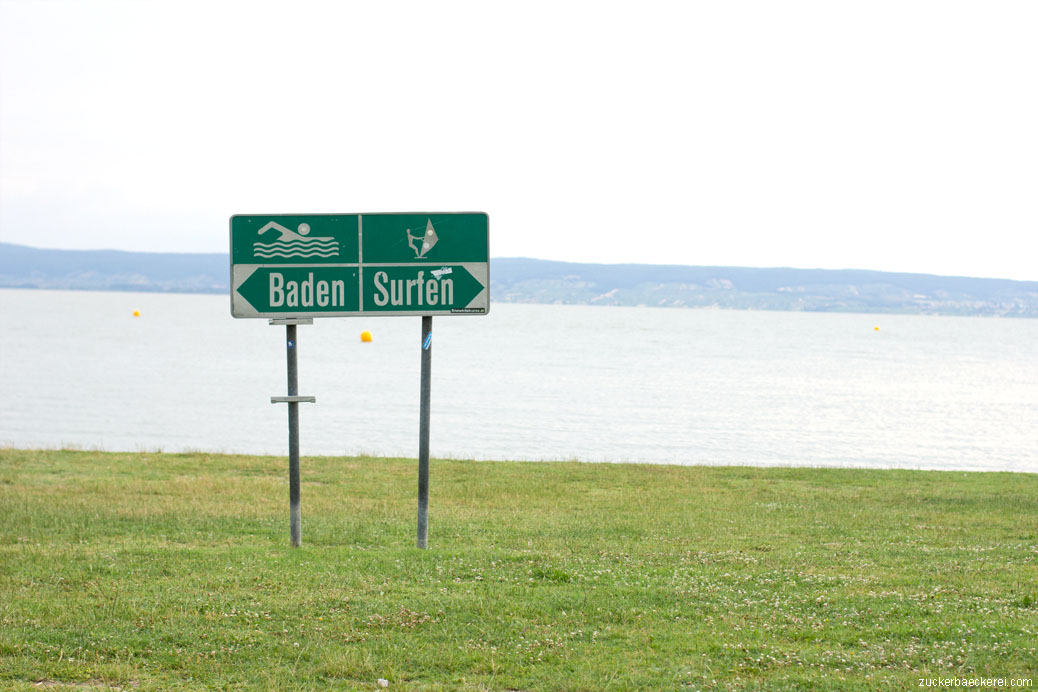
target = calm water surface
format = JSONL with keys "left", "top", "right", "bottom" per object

{"left": 1, "top": 289, "right": 1035, "bottom": 472}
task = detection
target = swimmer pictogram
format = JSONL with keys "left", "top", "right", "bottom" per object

{"left": 253, "top": 221, "right": 339, "bottom": 259}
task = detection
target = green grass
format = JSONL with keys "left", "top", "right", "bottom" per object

{"left": 1, "top": 449, "right": 1035, "bottom": 691}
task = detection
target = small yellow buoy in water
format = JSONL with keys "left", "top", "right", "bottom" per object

{"left": 360, "top": 330, "right": 372, "bottom": 343}
{"left": 133, "top": 310, "right": 141, "bottom": 317}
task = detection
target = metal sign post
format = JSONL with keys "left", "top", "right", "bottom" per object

{"left": 416, "top": 316, "right": 433, "bottom": 549}
{"left": 270, "top": 318, "right": 315, "bottom": 547}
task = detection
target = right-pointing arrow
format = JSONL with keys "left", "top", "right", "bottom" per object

{"left": 450, "top": 265, "right": 486, "bottom": 308}
{"left": 363, "top": 265, "right": 486, "bottom": 312}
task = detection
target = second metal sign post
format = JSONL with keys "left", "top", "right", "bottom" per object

{"left": 417, "top": 315, "right": 433, "bottom": 549}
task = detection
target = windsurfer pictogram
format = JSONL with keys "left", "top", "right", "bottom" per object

{"left": 407, "top": 219, "right": 438, "bottom": 259}
{"left": 253, "top": 222, "right": 339, "bottom": 259}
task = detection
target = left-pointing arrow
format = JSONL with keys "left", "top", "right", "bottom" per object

{"left": 236, "top": 267, "right": 360, "bottom": 315}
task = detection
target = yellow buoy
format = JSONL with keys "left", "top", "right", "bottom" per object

{"left": 360, "top": 330, "right": 372, "bottom": 343}
{"left": 133, "top": 310, "right": 141, "bottom": 317}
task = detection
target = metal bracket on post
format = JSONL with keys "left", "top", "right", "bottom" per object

{"left": 270, "top": 317, "right": 314, "bottom": 548}
{"left": 269, "top": 318, "right": 314, "bottom": 326}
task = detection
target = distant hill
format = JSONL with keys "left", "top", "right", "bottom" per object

{"left": 0, "top": 242, "right": 227, "bottom": 293}
{"left": 491, "top": 258, "right": 1038, "bottom": 317}
{"left": 2, "top": 242, "right": 1036, "bottom": 316}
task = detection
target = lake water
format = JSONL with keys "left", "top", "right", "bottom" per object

{"left": 0, "top": 288, "right": 1035, "bottom": 472}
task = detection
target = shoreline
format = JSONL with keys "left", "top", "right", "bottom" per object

{"left": 2, "top": 445, "right": 1034, "bottom": 475}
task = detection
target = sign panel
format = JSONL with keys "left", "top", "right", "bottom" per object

{"left": 230, "top": 213, "right": 488, "bottom": 318}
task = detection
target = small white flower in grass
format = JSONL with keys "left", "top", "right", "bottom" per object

{"left": 377, "top": 678, "right": 389, "bottom": 688}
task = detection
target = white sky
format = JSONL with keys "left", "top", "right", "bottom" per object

{"left": 1, "top": 0, "right": 1035, "bottom": 280}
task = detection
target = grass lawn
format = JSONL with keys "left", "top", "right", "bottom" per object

{"left": 0, "top": 449, "right": 1035, "bottom": 691}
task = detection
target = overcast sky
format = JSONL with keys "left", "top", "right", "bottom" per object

{"left": 1, "top": 0, "right": 1035, "bottom": 280}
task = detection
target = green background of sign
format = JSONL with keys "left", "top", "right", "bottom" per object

{"left": 362, "top": 213, "right": 488, "bottom": 264}
{"left": 231, "top": 215, "right": 360, "bottom": 264}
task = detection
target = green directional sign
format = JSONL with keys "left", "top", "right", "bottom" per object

{"left": 230, "top": 212, "right": 488, "bottom": 318}
{"left": 236, "top": 266, "right": 360, "bottom": 315}
{"left": 363, "top": 264, "right": 486, "bottom": 312}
